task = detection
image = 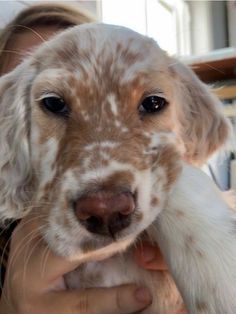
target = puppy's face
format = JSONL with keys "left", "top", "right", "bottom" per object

{"left": 0, "top": 24, "right": 228, "bottom": 259}
{"left": 30, "top": 24, "right": 182, "bottom": 258}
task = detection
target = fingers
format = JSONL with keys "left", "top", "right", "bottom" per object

{"left": 0, "top": 285, "right": 152, "bottom": 314}
{"left": 8, "top": 215, "right": 80, "bottom": 292}
{"left": 2, "top": 216, "right": 153, "bottom": 314}
{"left": 42, "top": 285, "right": 152, "bottom": 314}
{"left": 134, "top": 242, "right": 168, "bottom": 270}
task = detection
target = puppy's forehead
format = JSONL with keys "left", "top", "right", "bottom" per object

{"left": 35, "top": 23, "right": 168, "bottom": 82}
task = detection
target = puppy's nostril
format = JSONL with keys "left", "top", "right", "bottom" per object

{"left": 108, "top": 212, "right": 132, "bottom": 237}
{"left": 85, "top": 216, "right": 104, "bottom": 234}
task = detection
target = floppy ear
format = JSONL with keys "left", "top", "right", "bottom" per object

{"left": 171, "top": 61, "right": 229, "bottom": 165}
{"left": 0, "top": 62, "right": 36, "bottom": 221}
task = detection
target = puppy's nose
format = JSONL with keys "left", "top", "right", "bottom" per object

{"left": 74, "top": 192, "right": 135, "bottom": 237}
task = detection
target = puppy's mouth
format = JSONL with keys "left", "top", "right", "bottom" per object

{"left": 73, "top": 190, "right": 138, "bottom": 240}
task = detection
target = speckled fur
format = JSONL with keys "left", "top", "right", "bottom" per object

{"left": 0, "top": 24, "right": 234, "bottom": 313}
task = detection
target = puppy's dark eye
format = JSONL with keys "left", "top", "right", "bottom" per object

{"left": 139, "top": 95, "right": 167, "bottom": 114}
{"left": 42, "top": 96, "right": 69, "bottom": 116}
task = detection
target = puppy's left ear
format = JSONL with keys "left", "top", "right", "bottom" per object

{"left": 171, "top": 61, "right": 229, "bottom": 165}
{"left": 0, "top": 61, "right": 36, "bottom": 221}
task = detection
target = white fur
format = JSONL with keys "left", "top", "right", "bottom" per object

{"left": 107, "top": 93, "right": 118, "bottom": 116}
{"left": 65, "top": 164, "right": 236, "bottom": 313}
{"left": 0, "top": 23, "right": 234, "bottom": 313}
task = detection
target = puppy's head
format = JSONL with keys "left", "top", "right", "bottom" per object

{"left": 0, "top": 24, "right": 228, "bottom": 259}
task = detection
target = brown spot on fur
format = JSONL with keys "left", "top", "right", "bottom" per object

{"left": 196, "top": 300, "right": 208, "bottom": 312}
{"left": 153, "top": 144, "right": 182, "bottom": 192}
{"left": 184, "top": 235, "right": 204, "bottom": 258}
{"left": 134, "top": 211, "right": 143, "bottom": 222}
{"left": 151, "top": 196, "right": 159, "bottom": 207}
{"left": 80, "top": 240, "right": 98, "bottom": 253}
{"left": 185, "top": 236, "right": 194, "bottom": 252}
{"left": 40, "top": 179, "right": 55, "bottom": 199}
{"left": 186, "top": 235, "right": 194, "bottom": 244}
{"left": 99, "top": 171, "right": 135, "bottom": 192}
{"left": 100, "top": 159, "right": 109, "bottom": 167}
{"left": 197, "top": 250, "right": 204, "bottom": 258}
{"left": 176, "top": 210, "right": 185, "bottom": 218}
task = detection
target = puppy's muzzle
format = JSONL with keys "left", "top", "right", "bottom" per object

{"left": 74, "top": 191, "right": 135, "bottom": 237}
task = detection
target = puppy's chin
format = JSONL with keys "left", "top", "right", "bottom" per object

{"left": 67, "top": 235, "right": 135, "bottom": 263}
{"left": 71, "top": 217, "right": 153, "bottom": 263}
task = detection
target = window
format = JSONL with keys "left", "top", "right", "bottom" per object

{"left": 101, "top": 0, "right": 191, "bottom": 56}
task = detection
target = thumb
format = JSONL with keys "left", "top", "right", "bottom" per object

{"left": 43, "top": 284, "right": 152, "bottom": 314}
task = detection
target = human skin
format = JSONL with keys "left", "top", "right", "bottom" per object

{"left": 0, "top": 215, "right": 152, "bottom": 314}
{"left": 1, "top": 26, "right": 63, "bottom": 74}
{"left": 134, "top": 242, "right": 167, "bottom": 270}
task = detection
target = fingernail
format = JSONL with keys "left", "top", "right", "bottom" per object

{"left": 141, "top": 247, "right": 156, "bottom": 263}
{"left": 135, "top": 287, "right": 152, "bottom": 304}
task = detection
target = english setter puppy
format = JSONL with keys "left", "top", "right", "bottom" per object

{"left": 0, "top": 24, "right": 235, "bottom": 313}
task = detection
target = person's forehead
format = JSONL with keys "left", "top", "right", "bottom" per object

{"left": 2, "top": 25, "right": 63, "bottom": 74}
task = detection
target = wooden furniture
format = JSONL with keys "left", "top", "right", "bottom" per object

{"left": 184, "top": 47, "right": 236, "bottom": 84}
{"left": 183, "top": 47, "right": 236, "bottom": 116}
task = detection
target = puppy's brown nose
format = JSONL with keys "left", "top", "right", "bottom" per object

{"left": 74, "top": 192, "right": 135, "bottom": 237}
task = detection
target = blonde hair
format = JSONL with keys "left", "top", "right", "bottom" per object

{"left": 0, "top": 2, "right": 95, "bottom": 73}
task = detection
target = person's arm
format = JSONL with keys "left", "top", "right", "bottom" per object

{"left": 0, "top": 216, "right": 152, "bottom": 314}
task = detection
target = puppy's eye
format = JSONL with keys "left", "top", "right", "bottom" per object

{"left": 42, "top": 96, "right": 69, "bottom": 116}
{"left": 139, "top": 95, "right": 167, "bottom": 114}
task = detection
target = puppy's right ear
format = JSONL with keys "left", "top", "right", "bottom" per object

{"left": 0, "top": 61, "right": 36, "bottom": 221}
{"left": 171, "top": 61, "right": 229, "bottom": 165}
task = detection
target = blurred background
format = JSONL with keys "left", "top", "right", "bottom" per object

{"left": 0, "top": 0, "right": 236, "bottom": 190}
{"left": 0, "top": 0, "right": 235, "bottom": 57}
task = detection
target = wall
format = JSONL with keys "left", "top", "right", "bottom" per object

{"left": 188, "top": 0, "right": 228, "bottom": 56}
{"left": 227, "top": 1, "right": 236, "bottom": 47}
{"left": 189, "top": 0, "right": 213, "bottom": 55}
{"left": 211, "top": 1, "right": 228, "bottom": 50}
{"left": 0, "top": 1, "right": 26, "bottom": 28}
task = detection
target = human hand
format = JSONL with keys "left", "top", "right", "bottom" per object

{"left": 0, "top": 215, "right": 152, "bottom": 314}
{"left": 134, "top": 242, "right": 168, "bottom": 270}
{"left": 134, "top": 243, "right": 187, "bottom": 314}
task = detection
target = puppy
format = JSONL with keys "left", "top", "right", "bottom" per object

{"left": 0, "top": 24, "right": 235, "bottom": 313}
